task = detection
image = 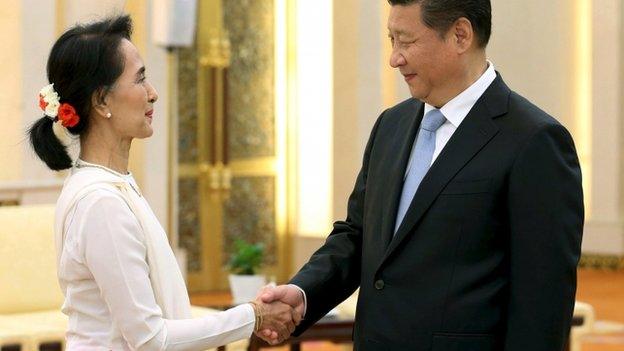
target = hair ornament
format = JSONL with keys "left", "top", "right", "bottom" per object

{"left": 38, "top": 83, "right": 80, "bottom": 128}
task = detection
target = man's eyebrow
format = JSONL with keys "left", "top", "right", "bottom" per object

{"left": 388, "top": 29, "right": 410, "bottom": 36}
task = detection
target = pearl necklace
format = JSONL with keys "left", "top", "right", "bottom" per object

{"left": 74, "top": 159, "right": 142, "bottom": 196}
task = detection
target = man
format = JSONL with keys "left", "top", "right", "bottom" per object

{"left": 260, "top": 1, "right": 584, "bottom": 350}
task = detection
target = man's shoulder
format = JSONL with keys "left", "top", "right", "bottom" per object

{"left": 484, "top": 73, "right": 563, "bottom": 131}
{"left": 385, "top": 97, "right": 422, "bottom": 117}
{"left": 377, "top": 98, "right": 423, "bottom": 127}
{"left": 505, "top": 90, "right": 563, "bottom": 130}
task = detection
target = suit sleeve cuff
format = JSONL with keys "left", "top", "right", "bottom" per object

{"left": 288, "top": 284, "right": 307, "bottom": 317}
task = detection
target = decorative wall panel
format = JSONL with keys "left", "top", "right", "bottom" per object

{"left": 224, "top": 0, "right": 275, "bottom": 159}
{"left": 178, "top": 178, "right": 201, "bottom": 272}
{"left": 178, "top": 45, "right": 199, "bottom": 164}
{"left": 223, "top": 176, "right": 276, "bottom": 266}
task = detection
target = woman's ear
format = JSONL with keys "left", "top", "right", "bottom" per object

{"left": 91, "top": 88, "right": 110, "bottom": 118}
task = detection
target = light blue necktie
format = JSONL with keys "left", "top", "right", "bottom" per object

{"left": 394, "top": 109, "right": 447, "bottom": 233}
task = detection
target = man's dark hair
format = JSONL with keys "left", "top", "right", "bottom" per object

{"left": 388, "top": 0, "right": 491, "bottom": 48}
{"left": 28, "top": 15, "right": 132, "bottom": 171}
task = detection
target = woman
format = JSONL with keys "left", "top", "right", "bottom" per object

{"left": 28, "top": 15, "right": 298, "bottom": 350}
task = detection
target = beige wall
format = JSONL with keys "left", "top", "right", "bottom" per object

{"left": 583, "top": 0, "right": 624, "bottom": 255}
{"left": 124, "top": 0, "right": 148, "bottom": 192}
{"left": 61, "top": 0, "right": 125, "bottom": 25}
{"left": 139, "top": 0, "right": 171, "bottom": 229}
{"left": 489, "top": 0, "right": 576, "bottom": 129}
{"left": 332, "top": 0, "right": 360, "bottom": 222}
{"left": 331, "top": 0, "right": 408, "bottom": 222}
{"left": 21, "top": 0, "right": 63, "bottom": 184}
{"left": 0, "top": 1, "right": 23, "bottom": 181}
{"left": 591, "top": 0, "right": 621, "bottom": 223}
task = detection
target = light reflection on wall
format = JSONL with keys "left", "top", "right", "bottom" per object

{"left": 575, "top": 0, "right": 592, "bottom": 218}
{"left": 293, "top": 0, "right": 334, "bottom": 237}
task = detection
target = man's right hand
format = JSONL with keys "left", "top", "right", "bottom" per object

{"left": 255, "top": 284, "right": 305, "bottom": 343}
{"left": 253, "top": 299, "right": 296, "bottom": 344}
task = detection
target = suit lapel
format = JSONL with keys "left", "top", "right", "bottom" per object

{"left": 379, "top": 101, "right": 425, "bottom": 250}
{"left": 380, "top": 75, "right": 511, "bottom": 265}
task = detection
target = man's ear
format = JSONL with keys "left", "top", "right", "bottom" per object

{"left": 451, "top": 17, "right": 475, "bottom": 54}
{"left": 91, "top": 88, "right": 109, "bottom": 117}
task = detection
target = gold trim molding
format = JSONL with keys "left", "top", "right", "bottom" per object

{"left": 579, "top": 254, "right": 624, "bottom": 270}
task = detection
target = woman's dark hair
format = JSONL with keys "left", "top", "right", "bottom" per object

{"left": 388, "top": 0, "right": 491, "bottom": 48}
{"left": 28, "top": 15, "right": 133, "bottom": 171}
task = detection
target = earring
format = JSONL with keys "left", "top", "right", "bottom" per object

{"left": 105, "top": 112, "right": 112, "bottom": 118}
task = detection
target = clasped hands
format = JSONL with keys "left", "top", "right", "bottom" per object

{"left": 251, "top": 284, "right": 305, "bottom": 345}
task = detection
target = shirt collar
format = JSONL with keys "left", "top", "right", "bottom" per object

{"left": 423, "top": 60, "right": 497, "bottom": 128}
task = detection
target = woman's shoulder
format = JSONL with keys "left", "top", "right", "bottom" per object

{"left": 60, "top": 180, "right": 142, "bottom": 254}
{"left": 65, "top": 186, "right": 133, "bottom": 231}
{"left": 76, "top": 186, "right": 128, "bottom": 210}
{"left": 58, "top": 167, "right": 124, "bottom": 203}
{"left": 57, "top": 169, "right": 133, "bottom": 223}
{"left": 67, "top": 183, "right": 143, "bottom": 240}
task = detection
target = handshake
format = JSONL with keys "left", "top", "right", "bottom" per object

{"left": 249, "top": 284, "right": 305, "bottom": 345}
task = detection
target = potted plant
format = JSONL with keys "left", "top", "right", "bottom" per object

{"left": 227, "top": 239, "right": 267, "bottom": 304}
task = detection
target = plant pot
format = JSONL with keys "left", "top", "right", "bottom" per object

{"left": 228, "top": 274, "right": 267, "bottom": 305}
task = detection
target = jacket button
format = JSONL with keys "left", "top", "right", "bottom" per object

{"left": 374, "top": 279, "right": 385, "bottom": 290}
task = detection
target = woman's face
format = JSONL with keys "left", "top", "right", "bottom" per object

{"left": 104, "top": 39, "right": 158, "bottom": 140}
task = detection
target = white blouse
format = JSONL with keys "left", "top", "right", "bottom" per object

{"left": 58, "top": 167, "right": 255, "bottom": 350}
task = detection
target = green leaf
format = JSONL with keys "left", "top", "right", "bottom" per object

{"left": 227, "top": 239, "right": 265, "bottom": 275}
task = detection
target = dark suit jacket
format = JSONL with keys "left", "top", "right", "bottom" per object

{"left": 289, "top": 74, "right": 584, "bottom": 351}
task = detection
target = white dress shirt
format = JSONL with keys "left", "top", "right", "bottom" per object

{"left": 59, "top": 167, "right": 255, "bottom": 350}
{"left": 424, "top": 60, "right": 497, "bottom": 165}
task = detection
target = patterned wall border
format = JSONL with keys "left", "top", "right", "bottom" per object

{"left": 579, "top": 254, "right": 624, "bottom": 270}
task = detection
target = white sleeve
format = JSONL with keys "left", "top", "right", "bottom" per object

{"left": 161, "top": 304, "right": 254, "bottom": 350}
{"left": 79, "top": 192, "right": 255, "bottom": 350}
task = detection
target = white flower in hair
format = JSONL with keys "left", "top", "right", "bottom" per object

{"left": 39, "top": 83, "right": 61, "bottom": 118}
{"left": 40, "top": 83, "right": 55, "bottom": 97}
{"left": 45, "top": 99, "right": 61, "bottom": 117}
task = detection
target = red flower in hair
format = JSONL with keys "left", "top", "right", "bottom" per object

{"left": 57, "top": 103, "right": 80, "bottom": 128}
{"left": 38, "top": 94, "right": 48, "bottom": 111}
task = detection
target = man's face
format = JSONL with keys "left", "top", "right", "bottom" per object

{"left": 387, "top": 4, "right": 461, "bottom": 106}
